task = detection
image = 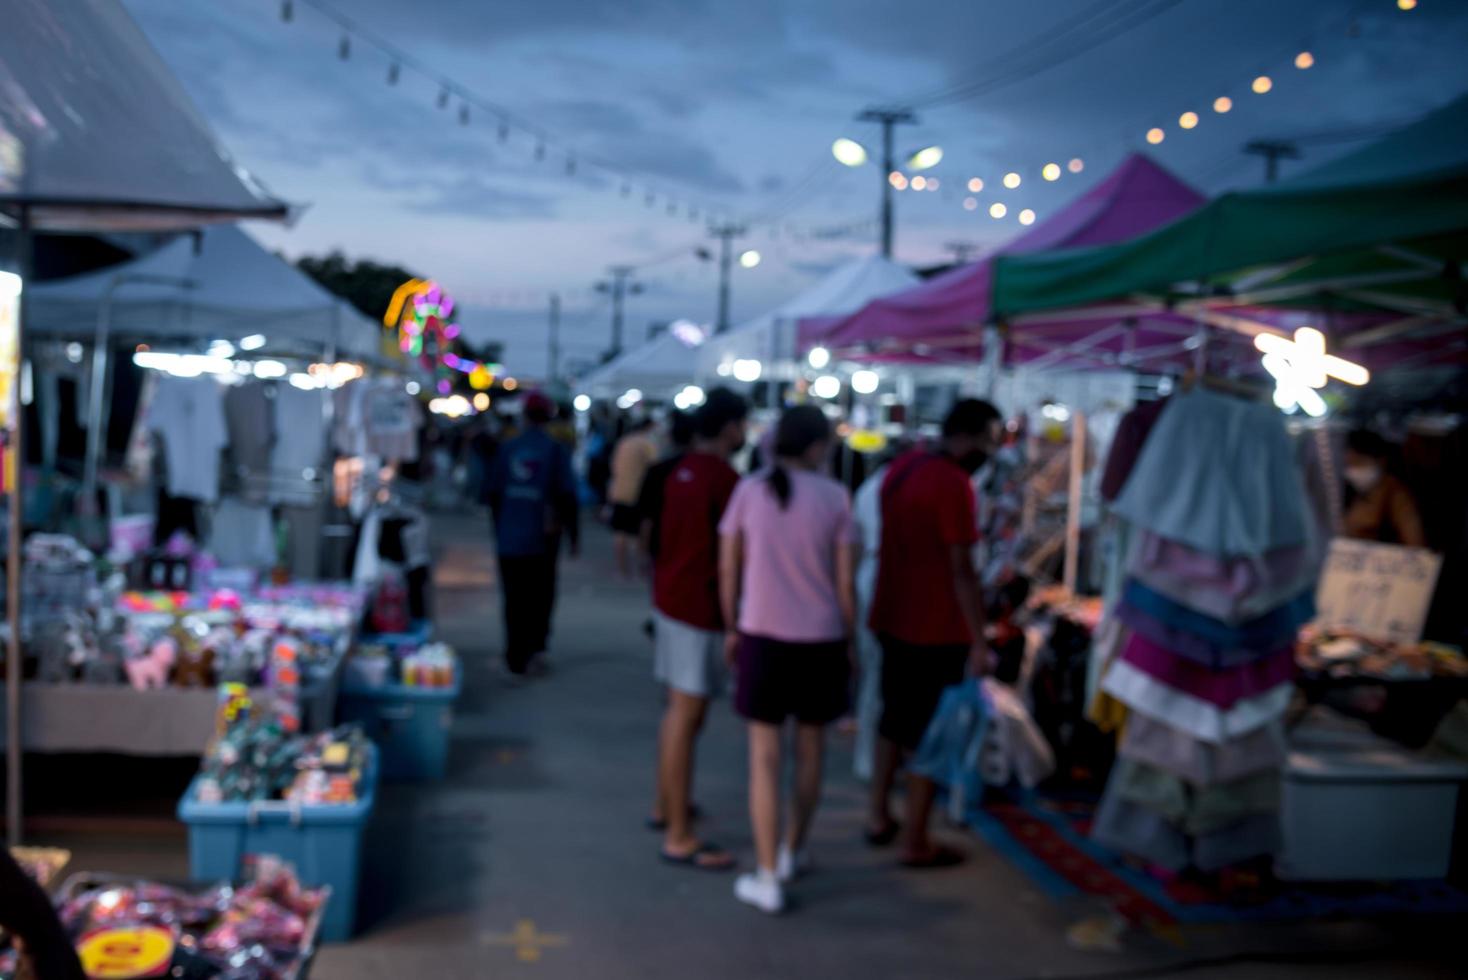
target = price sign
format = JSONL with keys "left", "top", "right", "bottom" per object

{"left": 1314, "top": 537, "right": 1442, "bottom": 644}
{"left": 77, "top": 925, "right": 175, "bottom": 978}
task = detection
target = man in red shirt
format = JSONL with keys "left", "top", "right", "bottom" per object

{"left": 649, "top": 387, "right": 748, "bottom": 871}
{"left": 867, "top": 399, "right": 1002, "bottom": 867}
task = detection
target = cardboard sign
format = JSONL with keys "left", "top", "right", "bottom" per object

{"left": 1314, "top": 538, "right": 1442, "bottom": 644}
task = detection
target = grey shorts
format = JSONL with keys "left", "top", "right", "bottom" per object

{"left": 653, "top": 611, "right": 726, "bottom": 699}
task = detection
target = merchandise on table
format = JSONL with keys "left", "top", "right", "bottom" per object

{"left": 0, "top": 856, "right": 326, "bottom": 980}
{"left": 1296, "top": 628, "right": 1467, "bottom": 680}
{"left": 193, "top": 720, "right": 371, "bottom": 806}
{"left": 344, "top": 638, "right": 456, "bottom": 690}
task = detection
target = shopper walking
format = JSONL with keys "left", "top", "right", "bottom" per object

{"left": 850, "top": 457, "right": 889, "bottom": 782}
{"left": 486, "top": 391, "right": 580, "bottom": 675}
{"left": 649, "top": 388, "right": 748, "bottom": 870}
{"left": 719, "top": 405, "right": 857, "bottom": 913}
{"left": 867, "top": 399, "right": 1001, "bottom": 867}
{"left": 609, "top": 416, "right": 659, "bottom": 579}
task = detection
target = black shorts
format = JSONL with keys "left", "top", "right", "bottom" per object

{"left": 878, "top": 636, "right": 968, "bottom": 751}
{"left": 609, "top": 503, "right": 641, "bottom": 535}
{"left": 735, "top": 633, "right": 851, "bottom": 726}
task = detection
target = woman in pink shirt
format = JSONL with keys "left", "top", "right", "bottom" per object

{"left": 719, "top": 405, "right": 857, "bottom": 914}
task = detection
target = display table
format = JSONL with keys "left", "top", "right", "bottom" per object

{"left": 1279, "top": 709, "right": 1468, "bottom": 881}
{"left": 0, "top": 655, "right": 346, "bottom": 755}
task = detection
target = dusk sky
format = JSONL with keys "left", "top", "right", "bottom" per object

{"left": 121, "top": 0, "right": 1468, "bottom": 378}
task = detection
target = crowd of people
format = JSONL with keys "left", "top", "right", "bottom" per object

{"left": 482, "top": 386, "right": 1003, "bottom": 914}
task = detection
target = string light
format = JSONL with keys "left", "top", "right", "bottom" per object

{"left": 338, "top": 34, "right": 350, "bottom": 60}
{"left": 1018, "top": 208, "right": 1036, "bottom": 226}
{"left": 498, "top": 121, "right": 510, "bottom": 143}
{"left": 1397, "top": 0, "right": 1416, "bottom": 10}
{"left": 910, "top": 175, "right": 928, "bottom": 191}
{"left": 535, "top": 142, "right": 546, "bottom": 161}
{"left": 1252, "top": 75, "right": 1273, "bottom": 94}
{"left": 989, "top": 202, "right": 1007, "bottom": 219}
{"left": 280, "top": 0, "right": 293, "bottom": 22}
{"left": 1214, "top": 96, "right": 1233, "bottom": 113}
{"left": 963, "top": 197, "right": 978, "bottom": 211}
{"left": 459, "top": 105, "right": 470, "bottom": 125}
{"left": 387, "top": 63, "right": 400, "bottom": 85}
{"left": 1178, "top": 111, "right": 1199, "bottom": 129}
{"left": 1294, "top": 51, "right": 1315, "bottom": 69}
{"left": 1042, "top": 163, "right": 1061, "bottom": 181}
{"left": 889, "top": 172, "right": 908, "bottom": 190}
{"left": 1146, "top": 127, "right": 1165, "bottom": 144}
{"left": 1068, "top": 158, "right": 1084, "bottom": 173}
{"left": 1003, "top": 172, "right": 1021, "bottom": 189}
{"left": 566, "top": 156, "right": 577, "bottom": 176}
{"left": 927, "top": 177, "right": 940, "bottom": 191}
{"left": 968, "top": 177, "right": 984, "bottom": 192}
{"left": 437, "top": 87, "right": 450, "bottom": 109}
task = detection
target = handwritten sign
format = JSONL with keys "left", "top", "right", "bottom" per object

{"left": 1314, "top": 538, "right": 1442, "bottom": 644}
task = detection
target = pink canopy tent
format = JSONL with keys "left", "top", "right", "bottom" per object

{"left": 801, "top": 154, "right": 1208, "bottom": 368}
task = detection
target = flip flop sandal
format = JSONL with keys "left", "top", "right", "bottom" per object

{"left": 900, "top": 845, "right": 966, "bottom": 869}
{"left": 645, "top": 803, "right": 704, "bottom": 832}
{"left": 863, "top": 821, "right": 901, "bottom": 847}
{"left": 660, "top": 842, "right": 736, "bottom": 872}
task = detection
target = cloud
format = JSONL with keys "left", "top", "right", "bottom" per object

{"left": 410, "top": 176, "right": 557, "bottom": 219}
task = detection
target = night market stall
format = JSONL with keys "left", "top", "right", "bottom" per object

{"left": 976, "top": 96, "right": 1468, "bottom": 891}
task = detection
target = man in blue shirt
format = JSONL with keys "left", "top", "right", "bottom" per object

{"left": 487, "top": 390, "right": 580, "bottom": 674}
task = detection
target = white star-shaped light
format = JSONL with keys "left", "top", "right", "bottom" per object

{"left": 1254, "top": 327, "right": 1370, "bottom": 418}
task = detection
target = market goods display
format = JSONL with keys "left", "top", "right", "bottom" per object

{"left": 0, "top": 857, "right": 326, "bottom": 980}
{"left": 193, "top": 713, "right": 371, "bottom": 806}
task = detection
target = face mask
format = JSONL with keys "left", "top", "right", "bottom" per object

{"left": 1344, "top": 465, "right": 1382, "bottom": 493}
{"left": 960, "top": 449, "right": 991, "bottom": 474}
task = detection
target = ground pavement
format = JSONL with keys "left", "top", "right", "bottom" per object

{"left": 46, "top": 512, "right": 1463, "bottom": 979}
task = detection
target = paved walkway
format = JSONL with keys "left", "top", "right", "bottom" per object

{"left": 39, "top": 512, "right": 1458, "bottom": 978}
{"left": 307, "top": 514, "right": 1456, "bottom": 980}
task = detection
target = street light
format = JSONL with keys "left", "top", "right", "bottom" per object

{"left": 739, "top": 249, "right": 762, "bottom": 269}
{"left": 832, "top": 106, "right": 941, "bottom": 258}
{"left": 832, "top": 138, "right": 868, "bottom": 167}
{"left": 807, "top": 346, "right": 831, "bottom": 369}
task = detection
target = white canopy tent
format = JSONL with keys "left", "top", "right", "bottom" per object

{"left": 0, "top": 0, "right": 287, "bottom": 230}
{"left": 695, "top": 255, "right": 918, "bottom": 380}
{"left": 29, "top": 224, "right": 383, "bottom": 361}
{"left": 577, "top": 330, "right": 701, "bottom": 399}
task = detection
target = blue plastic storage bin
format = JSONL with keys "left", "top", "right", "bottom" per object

{"left": 177, "top": 747, "right": 377, "bottom": 943}
{"left": 337, "top": 675, "right": 460, "bottom": 782}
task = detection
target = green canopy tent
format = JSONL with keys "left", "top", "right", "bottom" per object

{"left": 992, "top": 94, "right": 1468, "bottom": 366}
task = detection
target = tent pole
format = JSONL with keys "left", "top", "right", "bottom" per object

{"left": 1062, "top": 409, "right": 1087, "bottom": 597}
{"left": 82, "top": 277, "right": 122, "bottom": 511}
{"left": 7, "top": 206, "right": 32, "bottom": 847}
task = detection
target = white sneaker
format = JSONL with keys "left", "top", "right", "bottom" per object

{"left": 776, "top": 846, "right": 811, "bottom": 884}
{"left": 734, "top": 870, "right": 785, "bottom": 914}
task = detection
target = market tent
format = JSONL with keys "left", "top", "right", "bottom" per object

{"left": 804, "top": 154, "right": 1205, "bottom": 359}
{"left": 29, "top": 225, "right": 383, "bottom": 360}
{"left": 696, "top": 255, "right": 918, "bottom": 376}
{"left": 577, "top": 332, "right": 702, "bottom": 398}
{"left": 991, "top": 94, "right": 1468, "bottom": 356}
{"left": 0, "top": 0, "right": 287, "bottom": 230}
{"left": 3, "top": 0, "right": 293, "bottom": 849}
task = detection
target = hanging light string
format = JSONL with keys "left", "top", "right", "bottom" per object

{"left": 906, "top": 0, "right": 1397, "bottom": 226}
{"left": 273, "top": 0, "right": 858, "bottom": 237}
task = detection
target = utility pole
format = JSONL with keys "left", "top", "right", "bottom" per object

{"left": 547, "top": 292, "right": 561, "bottom": 384}
{"left": 709, "top": 223, "right": 746, "bottom": 335}
{"left": 858, "top": 106, "right": 917, "bottom": 258}
{"left": 594, "top": 265, "right": 641, "bottom": 359}
{"left": 944, "top": 241, "right": 980, "bottom": 264}
{"left": 1244, "top": 139, "right": 1301, "bottom": 184}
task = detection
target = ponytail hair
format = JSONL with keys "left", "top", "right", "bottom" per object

{"left": 765, "top": 404, "right": 831, "bottom": 510}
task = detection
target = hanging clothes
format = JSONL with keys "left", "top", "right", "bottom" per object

{"left": 1111, "top": 387, "right": 1311, "bottom": 557}
{"left": 146, "top": 375, "right": 228, "bottom": 504}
